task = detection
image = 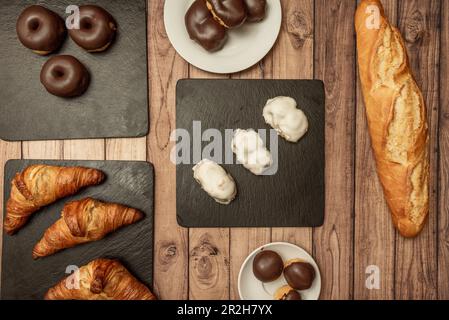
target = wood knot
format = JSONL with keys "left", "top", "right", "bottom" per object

{"left": 403, "top": 11, "right": 426, "bottom": 44}
{"left": 191, "top": 238, "right": 219, "bottom": 258}
{"left": 190, "top": 236, "right": 220, "bottom": 281}
{"left": 287, "top": 10, "right": 312, "bottom": 49}
{"left": 157, "top": 241, "right": 178, "bottom": 268}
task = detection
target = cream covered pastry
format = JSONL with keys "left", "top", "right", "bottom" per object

{"left": 193, "top": 159, "right": 237, "bottom": 205}
{"left": 263, "top": 96, "right": 309, "bottom": 143}
{"left": 232, "top": 129, "right": 272, "bottom": 175}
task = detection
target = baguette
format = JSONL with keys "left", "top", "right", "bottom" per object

{"left": 355, "top": 0, "right": 429, "bottom": 237}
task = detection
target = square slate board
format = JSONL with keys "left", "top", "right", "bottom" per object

{"left": 1, "top": 159, "right": 154, "bottom": 300}
{"left": 0, "top": 0, "right": 148, "bottom": 141}
{"left": 176, "top": 79, "right": 325, "bottom": 228}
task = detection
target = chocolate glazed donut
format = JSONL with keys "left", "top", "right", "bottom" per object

{"left": 242, "top": 0, "right": 266, "bottom": 22}
{"left": 69, "top": 5, "right": 117, "bottom": 53}
{"left": 40, "top": 55, "right": 90, "bottom": 98}
{"left": 206, "top": 0, "right": 247, "bottom": 28}
{"left": 16, "top": 5, "right": 66, "bottom": 55}
{"left": 185, "top": 0, "right": 227, "bottom": 52}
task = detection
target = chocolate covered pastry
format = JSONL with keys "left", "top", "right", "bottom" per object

{"left": 242, "top": 0, "right": 266, "bottom": 22}
{"left": 252, "top": 250, "right": 284, "bottom": 282}
{"left": 283, "top": 259, "right": 316, "bottom": 291}
{"left": 40, "top": 55, "right": 90, "bottom": 97}
{"left": 68, "top": 5, "right": 117, "bottom": 53}
{"left": 206, "top": 0, "right": 247, "bottom": 28}
{"left": 16, "top": 5, "right": 66, "bottom": 55}
{"left": 185, "top": 0, "right": 228, "bottom": 52}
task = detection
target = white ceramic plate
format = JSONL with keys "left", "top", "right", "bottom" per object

{"left": 238, "top": 242, "right": 321, "bottom": 300}
{"left": 164, "top": 0, "right": 282, "bottom": 74}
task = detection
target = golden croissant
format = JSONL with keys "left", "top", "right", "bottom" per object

{"left": 45, "top": 258, "right": 157, "bottom": 300}
{"left": 4, "top": 165, "right": 105, "bottom": 235}
{"left": 33, "top": 198, "right": 144, "bottom": 259}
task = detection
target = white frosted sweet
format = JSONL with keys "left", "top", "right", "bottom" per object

{"left": 232, "top": 129, "right": 272, "bottom": 175}
{"left": 263, "top": 96, "right": 309, "bottom": 143}
{"left": 193, "top": 159, "right": 237, "bottom": 205}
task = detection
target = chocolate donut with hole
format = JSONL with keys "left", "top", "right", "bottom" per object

{"left": 185, "top": 0, "right": 227, "bottom": 52}
{"left": 16, "top": 5, "right": 66, "bottom": 55}
{"left": 68, "top": 5, "right": 117, "bottom": 53}
{"left": 40, "top": 55, "right": 90, "bottom": 98}
{"left": 206, "top": 0, "right": 247, "bottom": 28}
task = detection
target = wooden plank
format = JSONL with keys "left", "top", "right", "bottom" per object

{"left": 106, "top": 138, "right": 147, "bottom": 161}
{"left": 189, "top": 228, "right": 230, "bottom": 299}
{"left": 0, "top": 141, "right": 21, "bottom": 279}
{"left": 438, "top": 0, "right": 449, "bottom": 300}
{"left": 64, "top": 140, "right": 105, "bottom": 160}
{"left": 271, "top": 0, "right": 314, "bottom": 255}
{"left": 230, "top": 227, "right": 271, "bottom": 300}
{"left": 188, "top": 67, "right": 230, "bottom": 300}
{"left": 353, "top": 0, "right": 397, "bottom": 300}
{"left": 228, "top": 58, "right": 274, "bottom": 300}
{"left": 22, "top": 141, "right": 63, "bottom": 159}
{"left": 313, "top": 0, "right": 356, "bottom": 300}
{"left": 148, "top": 0, "right": 189, "bottom": 300}
{"left": 394, "top": 0, "right": 440, "bottom": 300}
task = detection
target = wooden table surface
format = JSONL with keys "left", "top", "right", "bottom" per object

{"left": 1, "top": 0, "right": 448, "bottom": 300}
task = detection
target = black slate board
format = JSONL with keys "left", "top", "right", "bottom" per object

{"left": 1, "top": 160, "right": 154, "bottom": 300}
{"left": 0, "top": 0, "right": 148, "bottom": 141}
{"left": 176, "top": 79, "right": 325, "bottom": 227}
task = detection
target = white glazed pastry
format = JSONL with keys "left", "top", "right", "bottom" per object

{"left": 232, "top": 129, "right": 273, "bottom": 175}
{"left": 263, "top": 96, "right": 309, "bottom": 143}
{"left": 193, "top": 159, "right": 237, "bottom": 205}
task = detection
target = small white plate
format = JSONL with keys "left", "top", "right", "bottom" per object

{"left": 164, "top": 0, "right": 282, "bottom": 74}
{"left": 238, "top": 242, "right": 321, "bottom": 300}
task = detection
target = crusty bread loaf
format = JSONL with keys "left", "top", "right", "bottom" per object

{"left": 355, "top": 0, "right": 429, "bottom": 237}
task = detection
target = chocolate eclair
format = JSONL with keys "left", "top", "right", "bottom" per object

{"left": 185, "top": 0, "right": 227, "bottom": 52}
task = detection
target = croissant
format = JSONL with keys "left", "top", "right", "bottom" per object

{"left": 45, "top": 259, "right": 157, "bottom": 300}
{"left": 33, "top": 198, "right": 144, "bottom": 259}
{"left": 4, "top": 165, "right": 105, "bottom": 235}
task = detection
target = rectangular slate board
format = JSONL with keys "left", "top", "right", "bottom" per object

{"left": 0, "top": 0, "right": 148, "bottom": 141}
{"left": 1, "top": 160, "right": 154, "bottom": 300}
{"left": 176, "top": 79, "right": 325, "bottom": 227}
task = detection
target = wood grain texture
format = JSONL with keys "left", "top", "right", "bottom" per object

{"left": 394, "top": 0, "right": 439, "bottom": 300}
{"left": 438, "top": 0, "right": 449, "bottom": 300}
{"left": 313, "top": 0, "right": 356, "bottom": 300}
{"left": 353, "top": 0, "right": 397, "bottom": 300}
{"left": 189, "top": 229, "right": 230, "bottom": 299}
{"left": 188, "top": 67, "right": 230, "bottom": 300}
{"left": 22, "top": 141, "right": 63, "bottom": 159}
{"left": 64, "top": 140, "right": 105, "bottom": 160}
{"left": 271, "top": 0, "right": 314, "bottom": 255}
{"left": 148, "top": 0, "right": 189, "bottom": 300}
{"left": 106, "top": 138, "right": 147, "bottom": 161}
